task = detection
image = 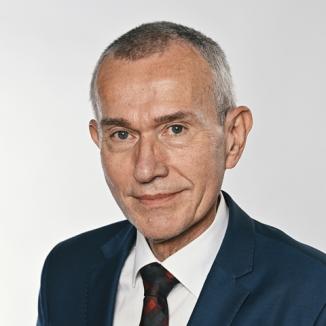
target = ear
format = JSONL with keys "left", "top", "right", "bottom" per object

{"left": 89, "top": 119, "right": 100, "bottom": 148}
{"left": 224, "top": 106, "right": 253, "bottom": 169}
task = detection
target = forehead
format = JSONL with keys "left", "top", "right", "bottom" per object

{"left": 96, "top": 41, "right": 216, "bottom": 121}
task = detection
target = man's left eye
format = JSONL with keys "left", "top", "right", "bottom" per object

{"left": 168, "top": 124, "right": 185, "bottom": 135}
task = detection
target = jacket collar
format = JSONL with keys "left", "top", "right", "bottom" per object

{"left": 86, "top": 191, "right": 255, "bottom": 326}
{"left": 85, "top": 223, "right": 136, "bottom": 326}
{"left": 187, "top": 191, "right": 255, "bottom": 325}
{"left": 215, "top": 190, "right": 255, "bottom": 278}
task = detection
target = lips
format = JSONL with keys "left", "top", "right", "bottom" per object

{"left": 138, "top": 193, "right": 176, "bottom": 200}
{"left": 135, "top": 191, "right": 182, "bottom": 206}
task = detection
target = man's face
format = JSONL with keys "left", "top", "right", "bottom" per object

{"left": 92, "top": 42, "right": 227, "bottom": 242}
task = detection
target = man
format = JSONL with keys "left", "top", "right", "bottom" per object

{"left": 37, "top": 22, "right": 326, "bottom": 326}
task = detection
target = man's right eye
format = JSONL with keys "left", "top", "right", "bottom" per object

{"left": 111, "top": 130, "right": 130, "bottom": 140}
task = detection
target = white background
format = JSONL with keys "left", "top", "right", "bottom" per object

{"left": 1, "top": 1, "right": 325, "bottom": 325}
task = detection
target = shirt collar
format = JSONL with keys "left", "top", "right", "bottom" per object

{"left": 132, "top": 192, "right": 229, "bottom": 297}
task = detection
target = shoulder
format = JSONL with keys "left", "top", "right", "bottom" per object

{"left": 224, "top": 191, "right": 326, "bottom": 275}
{"left": 253, "top": 218, "right": 326, "bottom": 269}
{"left": 251, "top": 218, "right": 326, "bottom": 295}
{"left": 51, "top": 219, "right": 131, "bottom": 252}
{"left": 224, "top": 191, "right": 326, "bottom": 307}
{"left": 223, "top": 192, "right": 326, "bottom": 321}
{"left": 43, "top": 220, "right": 132, "bottom": 275}
{"left": 37, "top": 220, "right": 133, "bottom": 323}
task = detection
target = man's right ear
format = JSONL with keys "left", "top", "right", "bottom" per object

{"left": 89, "top": 119, "right": 100, "bottom": 148}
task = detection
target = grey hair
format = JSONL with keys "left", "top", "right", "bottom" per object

{"left": 90, "top": 21, "right": 236, "bottom": 124}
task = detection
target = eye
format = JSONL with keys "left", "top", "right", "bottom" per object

{"left": 111, "top": 130, "right": 130, "bottom": 140}
{"left": 168, "top": 124, "right": 185, "bottom": 135}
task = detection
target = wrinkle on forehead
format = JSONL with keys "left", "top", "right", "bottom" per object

{"left": 96, "top": 41, "right": 218, "bottom": 124}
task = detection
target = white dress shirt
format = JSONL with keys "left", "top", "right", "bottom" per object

{"left": 113, "top": 192, "right": 229, "bottom": 326}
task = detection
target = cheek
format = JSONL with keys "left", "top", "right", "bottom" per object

{"left": 173, "top": 134, "right": 225, "bottom": 186}
{"left": 100, "top": 150, "right": 131, "bottom": 195}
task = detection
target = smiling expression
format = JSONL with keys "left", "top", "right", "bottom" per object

{"left": 91, "top": 41, "right": 228, "bottom": 243}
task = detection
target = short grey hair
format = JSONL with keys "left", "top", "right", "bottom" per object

{"left": 90, "top": 21, "right": 236, "bottom": 124}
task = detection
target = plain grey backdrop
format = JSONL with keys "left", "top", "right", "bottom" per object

{"left": 1, "top": 0, "right": 325, "bottom": 325}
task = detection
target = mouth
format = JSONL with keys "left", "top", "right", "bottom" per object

{"left": 135, "top": 191, "right": 183, "bottom": 207}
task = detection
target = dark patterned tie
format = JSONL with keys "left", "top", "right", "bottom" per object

{"left": 139, "top": 262, "right": 179, "bottom": 326}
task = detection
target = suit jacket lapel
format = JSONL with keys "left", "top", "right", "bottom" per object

{"left": 86, "top": 223, "right": 136, "bottom": 326}
{"left": 188, "top": 191, "right": 255, "bottom": 326}
{"left": 85, "top": 192, "right": 255, "bottom": 326}
{"left": 187, "top": 266, "right": 250, "bottom": 326}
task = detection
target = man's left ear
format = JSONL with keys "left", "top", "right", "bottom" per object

{"left": 224, "top": 106, "right": 253, "bottom": 169}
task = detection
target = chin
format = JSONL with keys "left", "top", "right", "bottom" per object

{"left": 125, "top": 206, "right": 193, "bottom": 241}
{"left": 138, "top": 223, "right": 186, "bottom": 243}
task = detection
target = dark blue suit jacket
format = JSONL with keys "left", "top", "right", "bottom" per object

{"left": 37, "top": 192, "right": 326, "bottom": 325}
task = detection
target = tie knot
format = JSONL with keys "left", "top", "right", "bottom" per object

{"left": 140, "top": 263, "right": 179, "bottom": 298}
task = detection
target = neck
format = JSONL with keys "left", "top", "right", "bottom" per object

{"left": 147, "top": 195, "right": 220, "bottom": 261}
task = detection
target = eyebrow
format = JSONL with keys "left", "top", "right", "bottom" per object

{"left": 100, "top": 111, "right": 198, "bottom": 128}
{"left": 100, "top": 117, "right": 131, "bottom": 128}
{"left": 154, "top": 111, "right": 198, "bottom": 124}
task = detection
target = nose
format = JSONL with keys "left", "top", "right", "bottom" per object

{"left": 133, "top": 136, "right": 168, "bottom": 183}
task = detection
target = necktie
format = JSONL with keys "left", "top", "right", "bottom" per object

{"left": 139, "top": 262, "right": 179, "bottom": 326}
